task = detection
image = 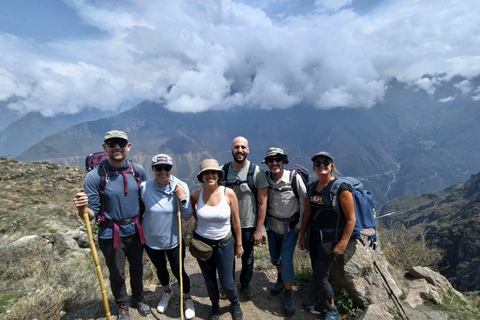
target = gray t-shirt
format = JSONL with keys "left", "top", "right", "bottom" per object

{"left": 224, "top": 161, "right": 268, "bottom": 228}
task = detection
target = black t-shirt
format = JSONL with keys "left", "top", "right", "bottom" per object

{"left": 309, "top": 178, "right": 351, "bottom": 229}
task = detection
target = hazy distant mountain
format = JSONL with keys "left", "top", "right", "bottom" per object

{"left": 0, "top": 108, "right": 120, "bottom": 158}
{"left": 0, "top": 100, "right": 22, "bottom": 132}
{"left": 16, "top": 79, "right": 480, "bottom": 206}
{"left": 380, "top": 171, "right": 480, "bottom": 291}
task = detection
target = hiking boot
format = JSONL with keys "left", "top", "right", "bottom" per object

{"left": 269, "top": 279, "right": 284, "bottom": 295}
{"left": 302, "top": 298, "right": 324, "bottom": 313}
{"left": 156, "top": 289, "right": 173, "bottom": 313}
{"left": 240, "top": 284, "right": 253, "bottom": 299}
{"left": 208, "top": 302, "right": 220, "bottom": 320}
{"left": 117, "top": 304, "right": 130, "bottom": 320}
{"left": 324, "top": 305, "right": 339, "bottom": 320}
{"left": 283, "top": 289, "right": 295, "bottom": 317}
{"left": 231, "top": 302, "right": 243, "bottom": 320}
{"left": 184, "top": 297, "right": 196, "bottom": 320}
{"left": 130, "top": 296, "right": 151, "bottom": 316}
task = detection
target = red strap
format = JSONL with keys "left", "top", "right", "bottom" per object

{"left": 135, "top": 216, "right": 146, "bottom": 245}
{"left": 111, "top": 217, "right": 145, "bottom": 249}
{"left": 113, "top": 223, "right": 120, "bottom": 249}
{"left": 119, "top": 170, "right": 132, "bottom": 195}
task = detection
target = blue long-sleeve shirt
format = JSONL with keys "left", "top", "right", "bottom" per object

{"left": 140, "top": 176, "right": 193, "bottom": 250}
{"left": 84, "top": 160, "right": 147, "bottom": 239}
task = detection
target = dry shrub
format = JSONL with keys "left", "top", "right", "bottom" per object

{"left": 0, "top": 246, "right": 108, "bottom": 320}
{"left": 379, "top": 222, "right": 444, "bottom": 271}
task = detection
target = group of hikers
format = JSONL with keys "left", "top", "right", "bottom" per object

{"left": 73, "top": 130, "right": 356, "bottom": 320}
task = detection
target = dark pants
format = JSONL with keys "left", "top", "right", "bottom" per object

{"left": 308, "top": 227, "right": 336, "bottom": 301}
{"left": 144, "top": 241, "right": 191, "bottom": 293}
{"left": 232, "top": 227, "right": 255, "bottom": 287}
{"left": 99, "top": 233, "right": 144, "bottom": 306}
{"left": 196, "top": 234, "right": 239, "bottom": 305}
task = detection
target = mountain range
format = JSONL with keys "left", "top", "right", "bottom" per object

{"left": 379, "top": 170, "right": 480, "bottom": 291}
{"left": 8, "top": 77, "right": 480, "bottom": 206}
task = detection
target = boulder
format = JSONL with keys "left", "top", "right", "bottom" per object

{"left": 408, "top": 266, "right": 466, "bottom": 302}
{"left": 357, "top": 304, "right": 395, "bottom": 320}
{"left": 331, "top": 240, "right": 402, "bottom": 308}
{"left": 405, "top": 278, "right": 441, "bottom": 308}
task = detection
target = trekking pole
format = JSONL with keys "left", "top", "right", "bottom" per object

{"left": 177, "top": 197, "right": 185, "bottom": 320}
{"left": 373, "top": 260, "right": 409, "bottom": 320}
{"left": 83, "top": 206, "right": 112, "bottom": 320}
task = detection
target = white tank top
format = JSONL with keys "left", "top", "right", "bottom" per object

{"left": 196, "top": 187, "right": 231, "bottom": 240}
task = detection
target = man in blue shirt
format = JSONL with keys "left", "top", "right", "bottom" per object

{"left": 73, "top": 130, "right": 150, "bottom": 320}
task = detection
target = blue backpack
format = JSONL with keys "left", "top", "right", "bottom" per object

{"left": 330, "top": 177, "right": 377, "bottom": 248}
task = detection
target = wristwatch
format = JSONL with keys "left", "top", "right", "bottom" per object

{"left": 180, "top": 198, "right": 187, "bottom": 205}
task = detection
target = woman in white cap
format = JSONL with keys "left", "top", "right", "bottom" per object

{"left": 298, "top": 152, "right": 355, "bottom": 320}
{"left": 190, "top": 159, "right": 244, "bottom": 320}
{"left": 140, "top": 154, "right": 195, "bottom": 319}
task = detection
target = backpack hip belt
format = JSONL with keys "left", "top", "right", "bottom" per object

{"left": 97, "top": 215, "right": 146, "bottom": 249}
{"left": 95, "top": 160, "right": 145, "bottom": 250}
{"left": 267, "top": 211, "right": 300, "bottom": 239}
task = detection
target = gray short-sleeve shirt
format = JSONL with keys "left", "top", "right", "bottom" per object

{"left": 225, "top": 160, "right": 268, "bottom": 228}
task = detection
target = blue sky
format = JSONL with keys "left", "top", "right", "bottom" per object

{"left": 0, "top": 0, "right": 479, "bottom": 116}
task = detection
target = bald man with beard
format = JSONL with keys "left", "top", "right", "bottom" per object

{"left": 221, "top": 136, "right": 268, "bottom": 299}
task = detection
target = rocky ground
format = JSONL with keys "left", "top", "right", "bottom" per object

{"left": 61, "top": 244, "right": 322, "bottom": 320}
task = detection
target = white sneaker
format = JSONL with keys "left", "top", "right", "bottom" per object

{"left": 184, "top": 297, "right": 196, "bottom": 319}
{"left": 157, "top": 290, "right": 173, "bottom": 314}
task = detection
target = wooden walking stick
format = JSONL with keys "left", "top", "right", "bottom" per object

{"left": 177, "top": 198, "right": 185, "bottom": 320}
{"left": 83, "top": 206, "right": 111, "bottom": 320}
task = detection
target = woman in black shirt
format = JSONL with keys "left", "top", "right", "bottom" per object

{"left": 298, "top": 152, "right": 355, "bottom": 320}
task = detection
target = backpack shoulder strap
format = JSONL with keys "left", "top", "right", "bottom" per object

{"left": 96, "top": 161, "right": 109, "bottom": 225}
{"left": 246, "top": 162, "right": 257, "bottom": 195}
{"left": 330, "top": 177, "right": 353, "bottom": 215}
{"left": 128, "top": 160, "right": 142, "bottom": 186}
{"left": 221, "top": 162, "right": 231, "bottom": 184}
{"left": 289, "top": 169, "right": 299, "bottom": 200}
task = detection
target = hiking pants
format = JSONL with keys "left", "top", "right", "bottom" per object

{"left": 232, "top": 227, "right": 255, "bottom": 287}
{"left": 144, "top": 241, "right": 191, "bottom": 294}
{"left": 308, "top": 228, "right": 336, "bottom": 301}
{"left": 196, "top": 234, "right": 239, "bottom": 305}
{"left": 99, "top": 233, "right": 144, "bottom": 306}
{"left": 267, "top": 228, "right": 299, "bottom": 283}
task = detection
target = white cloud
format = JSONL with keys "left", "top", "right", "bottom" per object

{"left": 1, "top": 0, "right": 480, "bottom": 116}
{"left": 439, "top": 96, "right": 456, "bottom": 103}
{"left": 454, "top": 80, "right": 473, "bottom": 95}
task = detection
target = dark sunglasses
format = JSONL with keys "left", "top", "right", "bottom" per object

{"left": 154, "top": 164, "right": 172, "bottom": 172}
{"left": 266, "top": 157, "right": 284, "bottom": 163}
{"left": 105, "top": 139, "right": 128, "bottom": 148}
{"left": 313, "top": 159, "right": 332, "bottom": 167}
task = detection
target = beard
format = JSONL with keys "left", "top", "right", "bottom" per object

{"left": 232, "top": 150, "right": 248, "bottom": 164}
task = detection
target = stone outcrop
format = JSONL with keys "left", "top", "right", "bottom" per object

{"left": 329, "top": 239, "right": 467, "bottom": 320}
{"left": 6, "top": 230, "right": 90, "bottom": 256}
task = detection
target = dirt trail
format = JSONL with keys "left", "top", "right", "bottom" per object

{"left": 65, "top": 245, "right": 321, "bottom": 320}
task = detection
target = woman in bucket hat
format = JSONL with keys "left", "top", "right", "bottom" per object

{"left": 190, "top": 159, "right": 244, "bottom": 320}
{"left": 298, "top": 152, "right": 355, "bottom": 320}
{"left": 139, "top": 154, "right": 195, "bottom": 319}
